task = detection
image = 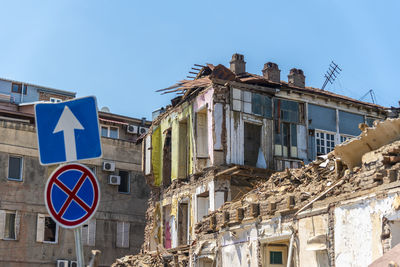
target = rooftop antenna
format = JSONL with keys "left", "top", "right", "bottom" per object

{"left": 359, "top": 89, "right": 377, "bottom": 104}
{"left": 321, "top": 61, "right": 342, "bottom": 90}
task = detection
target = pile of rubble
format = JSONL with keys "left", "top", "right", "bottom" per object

{"left": 111, "top": 253, "right": 164, "bottom": 267}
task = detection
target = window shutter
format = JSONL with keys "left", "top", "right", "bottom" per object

{"left": 36, "top": 214, "right": 45, "bottom": 242}
{"left": 81, "top": 224, "right": 89, "bottom": 245}
{"left": 196, "top": 112, "right": 208, "bottom": 157}
{"left": 122, "top": 222, "right": 130, "bottom": 248}
{"left": 15, "top": 211, "right": 21, "bottom": 240}
{"left": 116, "top": 221, "right": 123, "bottom": 247}
{"left": 0, "top": 210, "right": 5, "bottom": 239}
{"left": 88, "top": 219, "right": 96, "bottom": 246}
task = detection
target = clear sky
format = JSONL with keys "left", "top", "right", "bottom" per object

{"left": 0, "top": 0, "right": 399, "bottom": 119}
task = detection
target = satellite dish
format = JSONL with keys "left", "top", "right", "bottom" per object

{"left": 101, "top": 106, "right": 110, "bottom": 113}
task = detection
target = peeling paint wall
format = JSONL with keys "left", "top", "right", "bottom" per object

{"left": 334, "top": 193, "right": 400, "bottom": 267}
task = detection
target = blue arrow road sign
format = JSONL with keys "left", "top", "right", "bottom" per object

{"left": 35, "top": 96, "right": 102, "bottom": 165}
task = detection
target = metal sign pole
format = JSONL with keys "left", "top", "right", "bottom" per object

{"left": 74, "top": 227, "right": 85, "bottom": 267}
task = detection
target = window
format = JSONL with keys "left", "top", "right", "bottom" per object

{"left": 81, "top": 219, "right": 96, "bottom": 246}
{"left": 263, "top": 244, "right": 288, "bottom": 267}
{"left": 101, "top": 125, "right": 119, "bottom": 139}
{"left": 178, "top": 201, "right": 190, "bottom": 246}
{"left": 50, "top": 97, "right": 62, "bottom": 103}
{"left": 316, "top": 131, "right": 335, "bottom": 155}
{"left": 244, "top": 122, "right": 262, "bottom": 166}
{"left": 178, "top": 119, "right": 189, "bottom": 178}
{"left": 116, "top": 221, "right": 130, "bottom": 248}
{"left": 252, "top": 93, "right": 272, "bottom": 118}
{"left": 274, "top": 123, "right": 297, "bottom": 158}
{"left": 36, "top": 214, "right": 58, "bottom": 243}
{"left": 0, "top": 211, "right": 18, "bottom": 240}
{"left": 118, "top": 170, "right": 130, "bottom": 193}
{"left": 340, "top": 135, "right": 354, "bottom": 144}
{"left": 163, "top": 129, "right": 172, "bottom": 187}
{"left": 11, "top": 83, "right": 21, "bottom": 94}
{"left": 196, "top": 109, "right": 208, "bottom": 158}
{"left": 8, "top": 155, "right": 23, "bottom": 181}
{"left": 196, "top": 192, "right": 210, "bottom": 222}
{"left": 274, "top": 99, "right": 300, "bottom": 123}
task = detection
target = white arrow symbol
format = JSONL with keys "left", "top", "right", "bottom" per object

{"left": 53, "top": 106, "right": 84, "bottom": 162}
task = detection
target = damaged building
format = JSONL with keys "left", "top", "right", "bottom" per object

{"left": 114, "top": 54, "right": 392, "bottom": 266}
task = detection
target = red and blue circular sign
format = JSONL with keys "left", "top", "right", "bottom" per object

{"left": 45, "top": 163, "right": 100, "bottom": 228}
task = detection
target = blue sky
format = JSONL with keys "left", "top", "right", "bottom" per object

{"left": 0, "top": 1, "right": 399, "bottom": 119}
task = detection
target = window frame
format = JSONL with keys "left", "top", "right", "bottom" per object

{"left": 118, "top": 170, "right": 130, "bottom": 194}
{"left": 116, "top": 221, "right": 130, "bottom": 248}
{"left": 315, "top": 130, "right": 336, "bottom": 156}
{"left": 37, "top": 214, "right": 59, "bottom": 244}
{"left": 3, "top": 211, "right": 17, "bottom": 240}
{"left": 274, "top": 122, "right": 298, "bottom": 158}
{"left": 100, "top": 125, "right": 119, "bottom": 139}
{"left": 7, "top": 155, "right": 23, "bottom": 181}
{"left": 49, "top": 97, "right": 62, "bottom": 103}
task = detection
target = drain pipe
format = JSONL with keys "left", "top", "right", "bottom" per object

{"left": 286, "top": 227, "right": 295, "bottom": 267}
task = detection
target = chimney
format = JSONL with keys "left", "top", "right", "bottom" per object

{"left": 262, "top": 62, "right": 281, "bottom": 83}
{"left": 230, "top": 53, "right": 246, "bottom": 75}
{"left": 288, "top": 68, "right": 305, "bottom": 88}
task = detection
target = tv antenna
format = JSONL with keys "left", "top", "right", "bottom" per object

{"left": 321, "top": 61, "right": 342, "bottom": 90}
{"left": 359, "top": 89, "right": 377, "bottom": 104}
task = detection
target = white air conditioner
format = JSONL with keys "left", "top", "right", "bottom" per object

{"left": 138, "top": 127, "right": 149, "bottom": 135}
{"left": 56, "top": 260, "right": 69, "bottom": 267}
{"left": 70, "top": 261, "right": 78, "bottom": 267}
{"left": 102, "top": 161, "right": 115, "bottom": 172}
{"left": 127, "top": 124, "right": 138, "bottom": 134}
{"left": 108, "top": 175, "right": 121, "bottom": 185}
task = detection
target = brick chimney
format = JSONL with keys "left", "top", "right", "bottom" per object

{"left": 230, "top": 53, "right": 246, "bottom": 75}
{"left": 262, "top": 62, "right": 281, "bottom": 83}
{"left": 288, "top": 68, "right": 305, "bottom": 88}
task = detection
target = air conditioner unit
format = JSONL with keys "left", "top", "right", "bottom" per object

{"left": 127, "top": 124, "right": 138, "bottom": 134}
{"left": 70, "top": 261, "right": 78, "bottom": 267}
{"left": 56, "top": 260, "right": 69, "bottom": 267}
{"left": 138, "top": 127, "right": 149, "bottom": 135}
{"left": 108, "top": 175, "right": 121, "bottom": 185}
{"left": 102, "top": 161, "right": 115, "bottom": 172}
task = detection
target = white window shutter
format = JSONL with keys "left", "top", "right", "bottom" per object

{"left": 15, "top": 211, "right": 21, "bottom": 240}
{"left": 122, "top": 222, "right": 130, "bottom": 248}
{"left": 197, "top": 112, "right": 208, "bottom": 157}
{"left": 88, "top": 219, "right": 96, "bottom": 246}
{"left": 81, "top": 224, "right": 89, "bottom": 245}
{"left": 0, "top": 210, "right": 5, "bottom": 239}
{"left": 116, "top": 221, "right": 123, "bottom": 248}
{"left": 36, "top": 214, "right": 45, "bottom": 242}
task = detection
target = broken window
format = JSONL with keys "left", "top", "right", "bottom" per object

{"left": 252, "top": 93, "right": 272, "bottom": 118}
{"left": 244, "top": 122, "right": 262, "bottom": 166}
{"left": 196, "top": 110, "right": 208, "bottom": 158}
{"left": 178, "top": 201, "right": 190, "bottom": 246}
{"left": 339, "top": 134, "right": 354, "bottom": 144}
{"left": 116, "top": 221, "right": 130, "bottom": 248}
{"left": 178, "top": 119, "right": 189, "bottom": 178}
{"left": 8, "top": 155, "right": 23, "bottom": 181}
{"left": 36, "top": 214, "right": 58, "bottom": 243}
{"left": 274, "top": 99, "right": 300, "bottom": 123}
{"left": 315, "top": 131, "right": 335, "bottom": 155}
{"left": 197, "top": 192, "right": 210, "bottom": 222}
{"left": 163, "top": 129, "right": 172, "bottom": 187}
{"left": 274, "top": 122, "right": 297, "bottom": 158}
